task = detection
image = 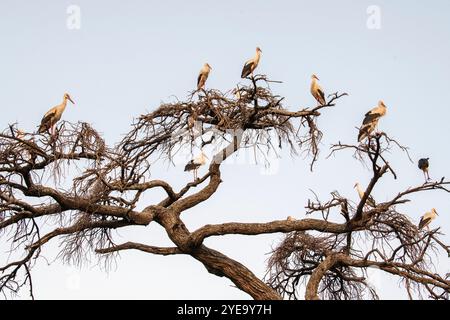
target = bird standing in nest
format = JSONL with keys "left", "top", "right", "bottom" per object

{"left": 38, "top": 93, "right": 75, "bottom": 137}
{"left": 241, "top": 47, "right": 262, "bottom": 79}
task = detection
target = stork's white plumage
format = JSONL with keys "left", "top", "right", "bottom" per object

{"left": 241, "top": 47, "right": 262, "bottom": 78}
{"left": 358, "top": 100, "right": 387, "bottom": 142}
{"left": 310, "top": 74, "right": 326, "bottom": 106}
{"left": 197, "top": 63, "right": 212, "bottom": 90}
{"left": 184, "top": 151, "right": 208, "bottom": 180}
{"left": 354, "top": 182, "right": 376, "bottom": 207}
{"left": 418, "top": 208, "right": 438, "bottom": 230}
{"left": 39, "top": 93, "right": 75, "bottom": 136}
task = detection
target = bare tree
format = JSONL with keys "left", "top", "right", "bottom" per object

{"left": 0, "top": 76, "right": 448, "bottom": 300}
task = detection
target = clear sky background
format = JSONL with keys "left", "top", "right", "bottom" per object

{"left": 0, "top": 0, "right": 449, "bottom": 299}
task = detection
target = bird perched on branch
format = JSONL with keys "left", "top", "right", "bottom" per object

{"left": 184, "top": 150, "right": 208, "bottom": 180}
{"left": 418, "top": 208, "right": 438, "bottom": 230}
{"left": 241, "top": 47, "right": 262, "bottom": 79}
{"left": 357, "top": 100, "right": 387, "bottom": 142}
{"left": 354, "top": 182, "right": 376, "bottom": 207}
{"left": 418, "top": 158, "right": 430, "bottom": 182}
{"left": 310, "top": 74, "right": 326, "bottom": 106}
{"left": 38, "top": 93, "right": 75, "bottom": 136}
{"left": 197, "top": 63, "right": 212, "bottom": 91}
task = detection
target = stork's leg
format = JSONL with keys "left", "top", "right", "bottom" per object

{"left": 426, "top": 170, "right": 431, "bottom": 181}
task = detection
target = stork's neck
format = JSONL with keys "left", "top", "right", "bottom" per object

{"left": 61, "top": 97, "right": 69, "bottom": 109}
{"left": 355, "top": 184, "right": 364, "bottom": 198}
{"left": 254, "top": 50, "right": 261, "bottom": 64}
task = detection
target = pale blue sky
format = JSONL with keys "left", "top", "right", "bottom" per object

{"left": 0, "top": 1, "right": 449, "bottom": 299}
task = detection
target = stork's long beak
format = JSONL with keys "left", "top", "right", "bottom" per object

{"left": 68, "top": 96, "right": 75, "bottom": 104}
{"left": 353, "top": 183, "right": 357, "bottom": 188}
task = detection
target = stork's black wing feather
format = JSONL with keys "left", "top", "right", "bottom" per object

{"left": 241, "top": 62, "right": 254, "bottom": 78}
{"left": 362, "top": 112, "right": 382, "bottom": 125}
{"left": 197, "top": 73, "right": 202, "bottom": 88}
{"left": 184, "top": 160, "right": 200, "bottom": 172}
{"left": 317, "top": 88, "right": 326, "bottom": 104}
{"left": 418, "top": 217, "right": 431, "bottom": 230}
{"left": 38, "top": 110, "right": 56, "bottom": 133}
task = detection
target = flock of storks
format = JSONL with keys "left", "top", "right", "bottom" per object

{"left": 27, "top": 47, "right": 438, "bottom": 231}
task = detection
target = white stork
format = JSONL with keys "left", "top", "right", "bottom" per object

{"left": 354, "top": 182, "right": 376, "bottom": 207}
{"left": 418, "top": 208, "right": 438, "bottom": 230}
{"left": 418, "top": 158, "right": 430, "bottom": 181}
{"left": 184, "top": 150, "right": 208, "bottom": 180}
{"left": 241, "top": 47, "right": 262, "bottom": 79}
{"left": 310, "top": 74, "right": 326, "bottom": 106}
{"left": 197, "top": 63, "right": 212, "bottom": 91}
{"left": 16, "top": 129, "right": 25, "bottom": 140}
{"left": 39, "top": 93, "right": 75, "bottom": 136}
{"left": 358, "top": 100, "right": 387, "bottom": 142}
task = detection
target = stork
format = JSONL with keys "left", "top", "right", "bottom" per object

{"left": 197, "top": 63, "right": 212, "bottom": 91}
{"left": 310, "top": 74, "right": 326, "bottom": 106}
{"left": 184, "top": 150, "right": 208, "bottom": 180}
{"left": 418, "top": 158, "right": 430, "bottom": 182}
{"left": 233, "top": 86, "right": 246, "bottom": 101}
{"left": 38, "top": 93, "right": 75, "bottom": 136}
{"left": 418, "top": 208, "right": 438, "bottom": 230}
{"left": 354, "top": 182, "right": 376, "bottom": 207}
{"left": 241, "top": 47, "right": 262, "bottom": 79}
{"left": 16, "top": 129, "right": 25, "bottom": 140}
{"left": 358, "top": 100, "right": 387, "bottom": 142}
{"left": 232, "top": 88, "right": 241, "bottom": 100}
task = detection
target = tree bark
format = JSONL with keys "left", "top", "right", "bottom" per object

{"left": 193, "top": 245, "right": 282, "bottom": 300}
{"left": 305, "top": 254, "right": 339, "bottom": 300}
